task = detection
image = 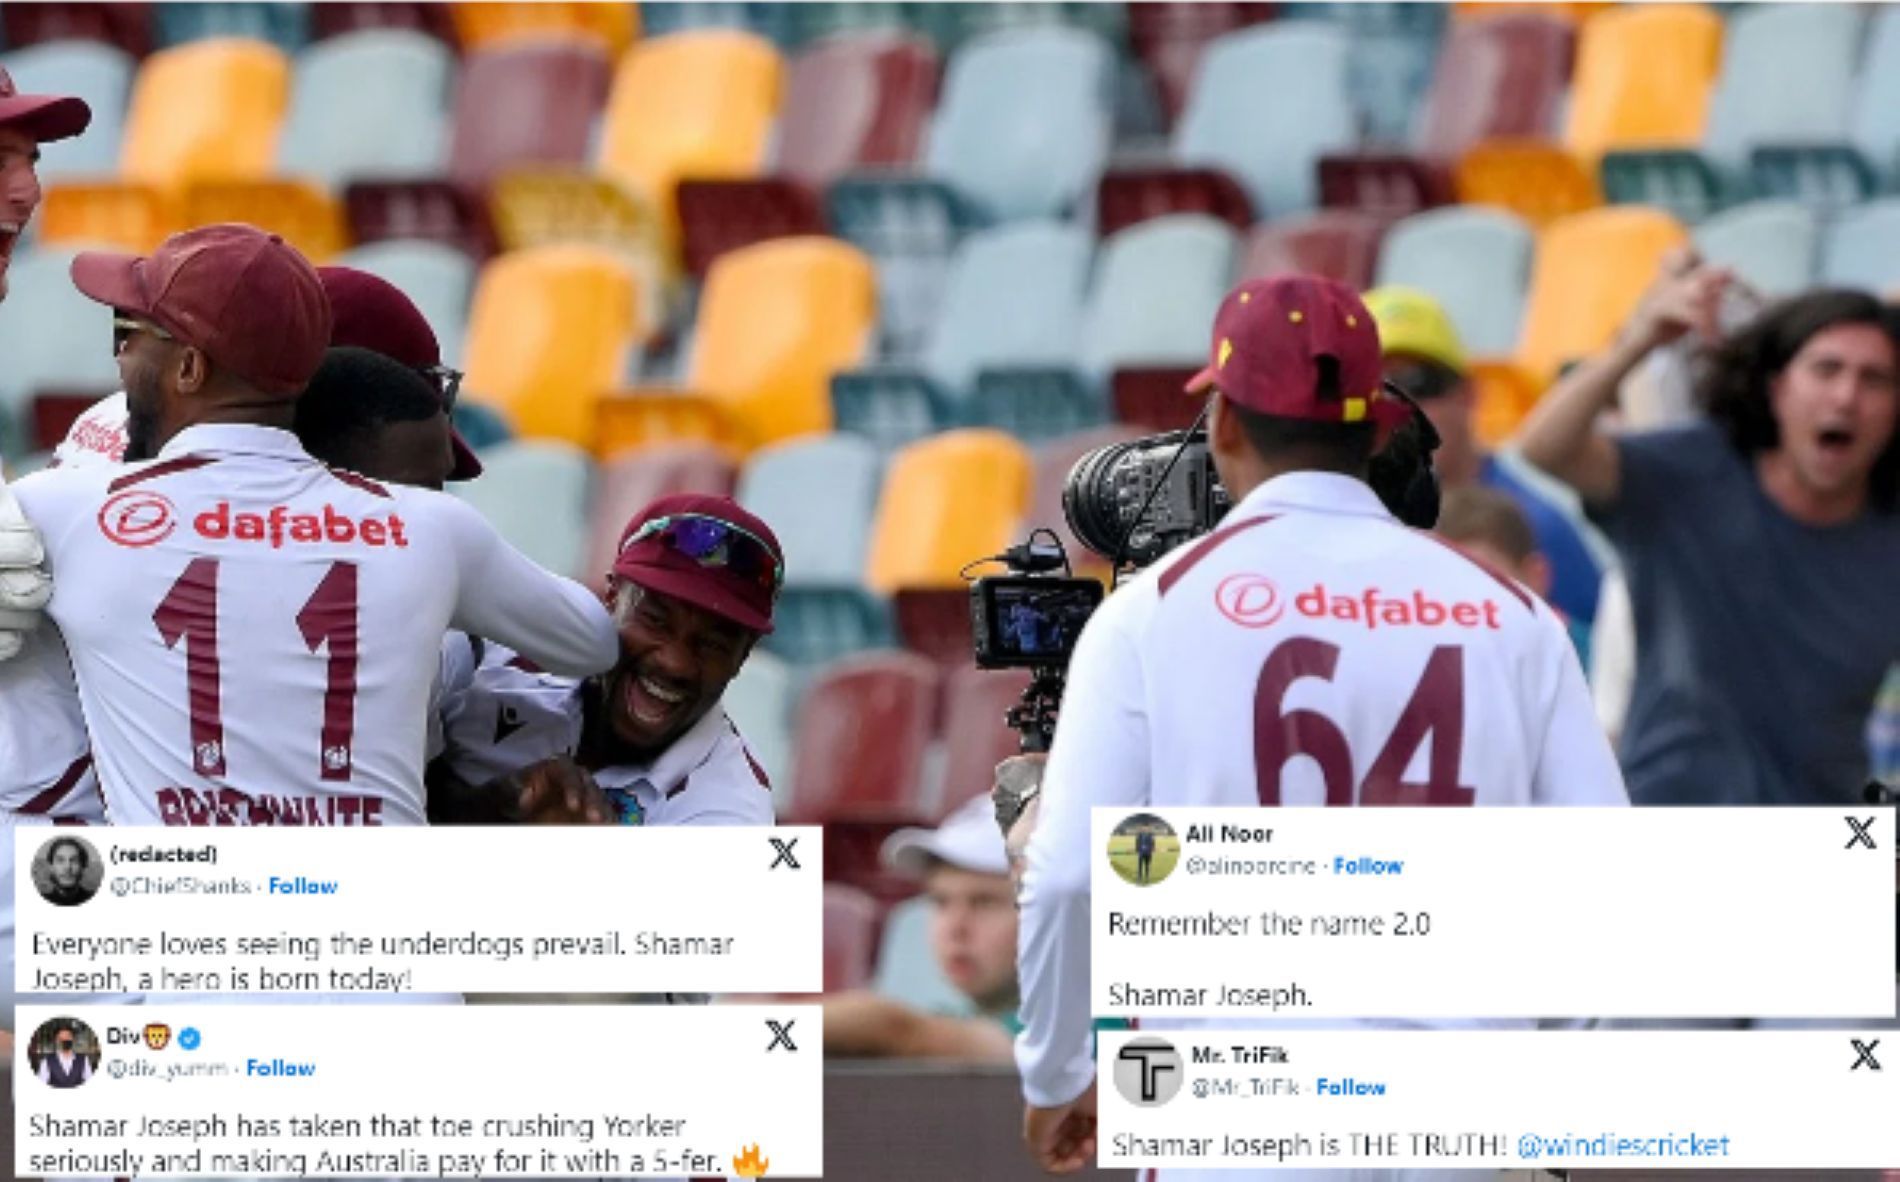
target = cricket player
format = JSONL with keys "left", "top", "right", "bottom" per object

{"left": 1014, "top": 276, "right": 1628, "bottom": 1179}
{"left": 7, "top": 223, "right": 618, "bottom": 824}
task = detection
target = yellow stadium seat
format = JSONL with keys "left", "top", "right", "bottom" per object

{"left": 451, "top": 2, "right": 639, "bottom": 56}
{"left": 181, "top": 180, "right": 348, "bottom": 263}
{"left": 866, "top": 430, "right": 1034, "bottom": 595}
{"left": 1517, "top": 206, "right": 1688, "bottom": 382}
{"left": 688, "top": 236, "right": 876, "bottom": 454}
{"left": 1454, "top": 141, "right": 1601, "bottom": 228}
{"left": 121, "top": 38, "right": 290, "bottom": 191}
{"left": 39, "top": 183, "right": 174, "bottom": 252}
{"left": 597, "top": 30, "right": 782, "bottom": 238}
{"left": 1466, "top": 359, "right": 1542, "bottom": 449}
{"left": 595, "top": 390, "right": 734, "bottom": 459}
{"left": 488, "top": 168, "right": 671, "bottom": 322}
{"left": 1563, "top": 4, "right": 1724, "bottom": 164}
{"left": 462, "top": 245, "right": 648, "bottom": 450}
{"left": 1452, "top": 2, "right": 1613, "bottom": 24}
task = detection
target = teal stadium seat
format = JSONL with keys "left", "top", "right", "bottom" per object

{"left": 334, "top": 239, "right": 475, "bottom": 367}
{"left": 0, "top": 40, "right": 131, "bottom": 181}
{"left": 1704, "top": 3, "right": 1861, "bottom": 172}
{"left": 0, "top": 248, "right": 118, "bottom": 458}
{"left": 156, "top": 2, "right": 310, "bottom": 54}
{"left": 278, "top": 30, "right": 452, "bottom": 188}
{"left": 827, "top": 176, "right": 977, "bottom": 361}
{"left": 1375, "top": 205, "right": 1536, "bottom": 356}
{"left": 1818, "top": 198, "right": 1900, "bottom": 294}
{"left": 1691, "top": 201, "right": 1819, "bottom": 298}
{"left": 1078, "top": 214, "right": 1236, "bottom": 385}
{"left": 1176, "top": 22, "right": 1356, "bottom": 217}
{"left": 451, "top": 440, "right": 594, "bottom": 580}
{"left": 1324, "top": 2, "right": 1447, "bottom": 147}
{"left": 1850, "top": 6, "right": 1900, "bottom": 188}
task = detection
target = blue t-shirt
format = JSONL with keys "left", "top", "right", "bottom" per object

{"left": 1587, "top": 422, "right": 1900, "bottom": 805}
{"left": 1482, "top": 454, "right": 1603, "bottom": 624}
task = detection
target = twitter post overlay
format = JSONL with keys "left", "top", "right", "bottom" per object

{"left": 1092, "top": 807, "right": 1896, "bottom": 1019}
{"left": 16, "top": 1003, "right": 820, "bottom": 1178}
{"left": 16, "top": 827, "right": 820, "bottom": 995}
{"left": 1097, "top": 1028, "right": 1897, "bottom": 1170}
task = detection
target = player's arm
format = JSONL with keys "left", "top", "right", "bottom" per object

{"left": 1529, "top": 612, "right": 1630, "bottom": 805}
{"left": 1016, "top": 592, "right": 1152, "bottom": 1109}
{"left": 1515, "top": 249, "right": 1731, "bottom": 508}
{"left": 435, "top": 495, "right": 618, "bottom": 678}
{"left": 822, "top": 990, "right": 1014, "bottom": 1063}
{"left": 427, "top": 755, "right": 611, "bottom": 825}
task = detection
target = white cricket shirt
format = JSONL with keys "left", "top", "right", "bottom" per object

{"left": 1015, "top": 472, "right": 1628, "bottom": 1107}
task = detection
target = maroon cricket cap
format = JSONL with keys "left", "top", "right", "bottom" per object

{"left": 0, "top": 66, "right": 91, "bottom": 143}
{"left": 1185, "top": 275, "right": 1410, "bottom": 432}
{"left": 71, "top": 223, "right": 331, "bottom": 397}
{"left": 319, "top": 265, "right": 482, "bottom": 481}
{"left": 612, "top": 494, "right": 784, "bottom": 636}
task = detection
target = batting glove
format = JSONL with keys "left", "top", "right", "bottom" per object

{"left": 0, "top": 475, "right": 51, "bottom": 662}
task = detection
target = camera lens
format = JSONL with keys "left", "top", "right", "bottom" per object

{"left": 1061, "top": 440, "right": 1138, "bottom": 561}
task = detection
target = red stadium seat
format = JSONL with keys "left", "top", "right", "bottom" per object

{"left": 1238, "top": 210, "right": 1387, "bottom": 291}
{"left": 343, "top": 179, "right": 497, "bottom": 260}
{"left": 674, "top": 178, "right": 826, "bottom": 281}
{"left": 935, "top": 666, "right": 1032, "bottom": 821}
{"left": 30, "top": 391, "right": 113, "bottom": 454}
{"left": 308, "top": 3, "right": 457, "bottom": 46}
{"left": 1417, "top": 13, "right": 1575, "bottom": 163}
{"left": 1316, "top": 154, "right": 1455, "bottom": 220}
{"left": 1095, "top": 167, "right": 1255, "bottom": 239}
{"left": 448, "top": 37, "right": 612, "bottom": 189}
{"left": 1111, "top": 367, "right": 1203, "bottom": 433}
{"left": 892, "top": 588, "right": 972, "bottom": 671}
{"left": 777, "top": 31, "right": 939, "bottom": 188}
{"left": 788, "top": 651, "right": 940, "bottom": 827}
{"left": 1, "top": 3, "right": 152, "bottom": 58}
{"left": 580, "top": 443, "right": 737, "bottom": 592}
{"left": 1126, "top": 2, "right": 1276, "bottom": 127}
{"left": 824, "top": 883, "right": 884, "bottom": 993}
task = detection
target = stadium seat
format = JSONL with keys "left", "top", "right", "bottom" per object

{"left": 597, "top": 30, "right": 784, "bottom": 236}
{"left": 775, "top": 30, "right": 938, "bottom": 187}
{"left": 737, "top": 433, "right": 883, "bottom": 588}
{"left": 968, "top": 368, "right": 1106, "bottom": 444}
{"left": 155, "top": 2, "right": 311, "bottom": 53}
{"left": 1314, "top": 154, "right": 1454, "bottom": 222}
{"left": 0, "top": 40, "right": 133, "bottom": 180}
{"left": 277, "top": 30, "right": 451, "bottom": 187}
{"left": 592, "top": 390, "right": 734, "bottom": 457}
{"left": 0, "top": 248, "right": 118, "bottom": 451}
{"left": 934, "top": 666, "right": 1032, "bottom": 820}
{"left": 1517, "top": 206, "right": 1688, "bottom": 382}
{"left": 486, "top": 171, "right": 668, "bottom": 314}
{"left": 1454, "top": 141, "right": 1600, "bottom": 227}
{"left": 823, "top": 883, "right": 884, "bottom": 992}
{"left": 826, "top": 175, "right": 978, "bottom": 359}
{"left": 1124, "top": 2, "right": 1274, "bottom": 128}
{"left": 121, "top": 38, "right": 291, "bottom": 190}
{"left": 580, "top": 442, "right": 736, "bottom": 590}
{"left": 1597, "top": 149, "right": 1725, "bottom": 226}
{"left": 1111, "top": 368, "right": 1204, "bottom": 434}
{"left": 462, "top": 244, "right": 647, "bottom": 449}
{"left": 308, "top": 3, "right": 457, "bottom": 46}
{"left": 688, "top": 236, "right": 877, "bottom": 454}
{"left": 1236, "top": 210, "right": 1386, "bottom": 291}
{"left": 1450, "top": 1, "right": 1610, "bottom": 23}
{"left": 866, "top": 430, "right": 1033, "bottom": 595}
{"left": 674, "top": 177, "right": 825, "bottom": 280}
{"left": 766, "top": 587, "right": 892, "bottom": 668}
{"left": 451, "top": 439, "right": 594, "bottom": 580}
{"left": 780, "top": 2, "right": 911, "bottom": 49}
{"left": 924, "top": 26, "right": 1113, "bottom": 223}
{"left": 1176, "top": 22, "right": 1355, "bottom": 217}
{"left": 0, "top": 4, "right": 152, "bottom": 59}
{"left": 723, "top": 647, "right": 796, "bottom": 813}
{"left": 451, "top": 401, "right": 513, "bottom": 451}
{"left": 1094, "top": 168, "right": 1255, "bottom": 239}
{"left": 334, "top": 238, "right": 477, "bottom": 367}
{"left": 828, "top": 369, "right": 956, "bottom": 453}
{"left": 1466, "top": 359, "right": 1541, "bottom": 448}
{"left": 1329, "top": 0, "right": 1448, "bottom": 148}
{"left": 872, "top": 896, "right": 972, "bottom": 1014}
{"left": 921, "top": 220, "right": 1094, "bottom": 400}
{"left": 1702, "top": 3, "right": 1861, "bottom": 173}
{"left": 36, "top": 182, "right": 170, "bottom": 252}
{"left": 1375, "top": 205, "right": 1535, "bottom": 357}
{"left": 892, "top": 587, "right": 974, "bottom": 669}
{"left": 342, "top": 178, "right": 497, "bottom": 260}
{"left": 1562, "top": 4, "right": 1723, "bottom": 164}
{"left": 788, "top": 650, "right": 940, "bottom": 826}
{"left": 1690, "top": 200, "right": 1819, "bottom": 298}
{"left": 448, "top": 2, "right": 639, "bottom": 55}
{"left": 1079, "top": 215, "right": 1235, "bottom": 384}
{"left": 448, "top": 37, "right": 612, "bottom": 190}
{"left": 1850, "top": 6, "right": 1900, "bottom": 185}
{"left": 1818, "top": 199, "right": 1900, "bottom": 294}
{"left": 1416, "top": 13, "right": 1574, "bottom": 164}
{"left": 1747, "top": 145, "right": 1878, "bottom": 213}
{"left": 180, "top": 179, "right": 347, "bottom": 262}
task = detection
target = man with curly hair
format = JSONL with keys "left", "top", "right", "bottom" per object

{"left": 1519, "top": 249, "right": 1900, "bottom": 805}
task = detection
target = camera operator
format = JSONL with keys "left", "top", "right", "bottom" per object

{"left": 1014, "top": 276, "right": 1628, "bottom": 1178}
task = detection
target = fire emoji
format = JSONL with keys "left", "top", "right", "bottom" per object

{"left": 732, "top": 1144, "right": 769, "bottom": 1177}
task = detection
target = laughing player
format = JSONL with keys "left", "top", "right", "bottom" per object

{"left": 1013, "top": 277, "right": 1628, "bottom": 1180}
{"left": 8, "top": 224, "right": 617, "bottom": 823}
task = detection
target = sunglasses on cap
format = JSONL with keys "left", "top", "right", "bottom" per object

{"left": 420, "top": 364, "right": 462, "bottom": 412}
{"left": 622, "top": 513, "right": 783, "bottom": 598}
{"left": 112, "top": 313, "right": 173, "bottom": 356}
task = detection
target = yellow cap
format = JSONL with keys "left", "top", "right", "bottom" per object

{"left": 1362, "top": 285, "right": 1466, "bottom": 372}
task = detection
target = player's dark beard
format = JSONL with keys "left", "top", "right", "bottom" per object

{"left": 123, "top": 371, "right": 163, "bottom": 462}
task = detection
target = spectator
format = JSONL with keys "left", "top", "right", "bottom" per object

{"left": 1363, "top": 286, "right": 1605, "bottom": 625}
{"left": 822, "top": 795, "right": 1021, "bottom": 1063}
{"left": 1518, "top": 252, "right": 1900, "bottom": 805}
{"left": 1435, "top": 485, "right": 1592, "bottom": 667}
